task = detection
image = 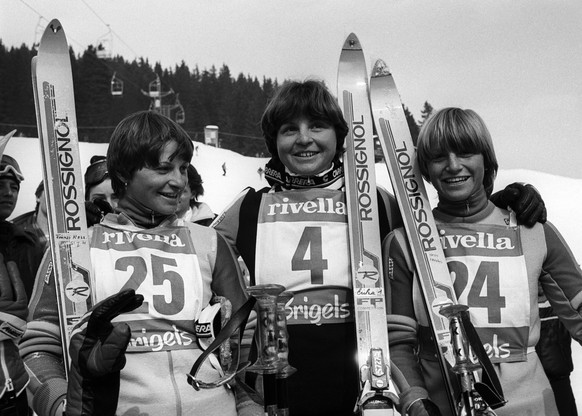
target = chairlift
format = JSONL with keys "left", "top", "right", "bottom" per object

{"left": 110, "top": 72, "right": 123, "bottom": 96}
{"left": 96, "top": 27, "right": 113, "bottom": 60}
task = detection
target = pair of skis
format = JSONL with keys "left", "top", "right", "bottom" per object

{"left": 339, "top": 33, "right": 504, "bottom": 415}
{"left": 32, "top": 19, "right": 95, "bottom": 377}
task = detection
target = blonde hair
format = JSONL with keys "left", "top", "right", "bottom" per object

{"left": 417, "top": 107, "right": 498, "bottom": 197}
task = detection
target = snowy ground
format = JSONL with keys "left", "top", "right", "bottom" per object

{"left": 4, "top": 136, "right": 582, "bottom": 411}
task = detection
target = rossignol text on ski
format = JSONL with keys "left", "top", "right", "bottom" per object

{"left": 337, "top": 33, "right": 398, "bottom": 415}
{"left": 32, "top": 19, "right": 95, "bottom": 376}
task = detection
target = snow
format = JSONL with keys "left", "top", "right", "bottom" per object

{"left": 3, "top": 136, "right": 582, "bottom": 410}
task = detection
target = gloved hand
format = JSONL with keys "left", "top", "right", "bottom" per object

{"left": 0, "top": 253, "right": 27, "bottom": 341}
{"left": 65, "top": 289, "right": 144, "bottom": 416}
{"left": 85, "top": 198, "right": 114, "bottom": 227}
{"left": 490, "top": 182, "right": 547, "bottom": 227}
{"left": 408, "top": 398, "right": 442, "bottom": 416}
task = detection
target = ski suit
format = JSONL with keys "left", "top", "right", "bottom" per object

{"left": 0, "top": 220, "right": 44, "bottom": 299}
{"left": 0, "top": 221, "right": 42, "bottom": 415}
{"left": 12, "top": 210, "right": 49, "bottom": 252}
{"left": 20, "top": 212, "right": 249, "bottom": 416}
{"left": 384, "top": 202, "right": 582, "bottom": 416}
{"left": 212, "top": 181, "right": 400, "bottom": 416}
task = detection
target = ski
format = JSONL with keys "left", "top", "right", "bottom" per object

{"left": 368, "top": 58, "right": 457, "bottom": 414}
{"left": 32, "top": 19, "right": 94, "bottom": 376}
{"left": 337, "top": 33, "right": 398, "bottom": 415}
{"left": 369, "top": 59, "right": 507, "bottom": 415}
{"left": 0, "top": 130, "right": 17, "bottom": 159}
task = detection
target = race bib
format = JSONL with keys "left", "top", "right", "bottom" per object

{"left": 439, "top": 222, "right": 530, "bottom": 363}
{"left": 255, "top": 189, "right": 353, "bottom": 325}
{"left": 91, "top": 224, "right": 204, "bottom": 352}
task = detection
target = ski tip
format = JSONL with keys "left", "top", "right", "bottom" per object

{"left": 342, "top": 33, "right": 362, "bottom": 50}
{"left": 371, "top": 59, "right": 391, "bottom": 78}
{"left": 47, "top": 19, "right": 64, "bottom": 34}
{"left": 0, "top": 129, "right": 17, "bottom": 161}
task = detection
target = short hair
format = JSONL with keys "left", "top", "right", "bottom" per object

{"left": 261, "top": 80, "right": 348, "bottom": 160}
{"left": 107, "top": 111, "right": 194, "bottom": 197}
{"left": 416, "top": 107, "right": 498, "bottom": 197}
{"left": 186, "top": 164, "right": 204, "bottom": 206}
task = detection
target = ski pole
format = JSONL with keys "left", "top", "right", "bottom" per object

{"left": 275, "top": 291, "right": 296, "bottom": 416}
{"left": 440, "top": 305, "right": 498, "bottom": 416}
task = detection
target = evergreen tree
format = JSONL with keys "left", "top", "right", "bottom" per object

{"left": 419, "top": 101, "right": 434, "bottom": 127}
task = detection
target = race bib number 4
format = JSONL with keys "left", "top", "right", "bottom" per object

{"left": 255, "top": 189, "right": 350, "bottom": 292}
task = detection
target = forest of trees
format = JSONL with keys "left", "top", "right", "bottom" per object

{"left": 0, "top": 40, "right": 428, "bottom": 157}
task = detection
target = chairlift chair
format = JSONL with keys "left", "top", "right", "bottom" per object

{"left": 96, "top": 27, "right": 113, "bottom": 60}
{"left": 110, "top": 72, "right": 123, "bottom": 96}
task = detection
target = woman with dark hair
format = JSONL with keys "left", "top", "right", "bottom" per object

{"left": 385, "top": 107, "right": 582, "bottom": 416}
{"left": 21, "top": 111, "right": 257, "bottom": 416}
{"left": 84, "top": 155, "right": 118, "bottom": 210}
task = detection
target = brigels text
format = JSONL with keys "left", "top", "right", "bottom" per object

{"left": 352, "top": 115, "right": 373, "bottom": 221}
{"left": 394, "top": 141, "right": 436, "bottom": 252}
{"left": 54, "top": 115, "right": 82, "bottom": 231}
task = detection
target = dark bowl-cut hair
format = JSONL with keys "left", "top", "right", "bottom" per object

{"left": 107, "top": 111, "right": 194, "bottom": 198}
{"left": 417, "top": 107, "right": 498, "bottom": 197}
{"left": 261, "top": 80, "right": 348, "bottom": 160}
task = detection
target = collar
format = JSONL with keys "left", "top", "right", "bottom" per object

{"left": 264, "top": 157, "right": 344, "bottom": 190}
{"left": 434, "top": 186, "right": 489, "bottom": 219}
{"left": 434, "top": 200, "right": 496, "bottom": 223}
{"left": 116, "top": 195, "right": 174, "bottom": 228}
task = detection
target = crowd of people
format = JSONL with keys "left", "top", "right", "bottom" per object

{"left": 0, "top": 78, "right": 580, "bottom": 416}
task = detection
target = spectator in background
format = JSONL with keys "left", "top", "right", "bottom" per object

{"left": 0, "top": 155, "right": 44, "bottom": 298}
{"left": 176, "top": 164, "right": 216, "bottom": 226}
{"left": 84, "top": 155, "right": 117, "bottom": 227}
{"left": 12, "top": 181, "right": 49, "bottom": 250}
{"left": 0, "top": 154, "right": 44, "bottom": 415}
{"left": 536, "top": 279, "right": 578, "bottom": 416}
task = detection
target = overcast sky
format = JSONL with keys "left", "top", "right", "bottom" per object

{"left": 2, "top": 0, "right": 581, "bottom": 178}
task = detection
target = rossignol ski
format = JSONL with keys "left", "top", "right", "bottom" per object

{"left": 337, "top": 33, "right": 398, "bottom": 415}
{"left": 32, "top": 19, "right": 94, "bottom": 377}
{"left": 369, "top": 59, "right": 505, "bottom": 415}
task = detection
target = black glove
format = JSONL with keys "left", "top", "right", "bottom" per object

{"left": 490, "top": 182, "right": 547, "bottom": 227}
{"left": 0, "top": 253, "right": 27, "bottom": 341}
{"left": 65, "top": 289, "right": 144, "bottom": 416}
{"left": 85, "top": 199, "right": 114, "bottom": 227}
{"left": 408, "top": 398, "right": 442, "bottom": 416}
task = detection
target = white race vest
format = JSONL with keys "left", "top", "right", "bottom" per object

{"left": 438, "top": 222, "right": 530, "bottom": 363}
{"left": 255, "top": 189, "right": 353, "bottom": 326}
{"left": 91, "top": 223, "right": 204, "bottom": 352}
